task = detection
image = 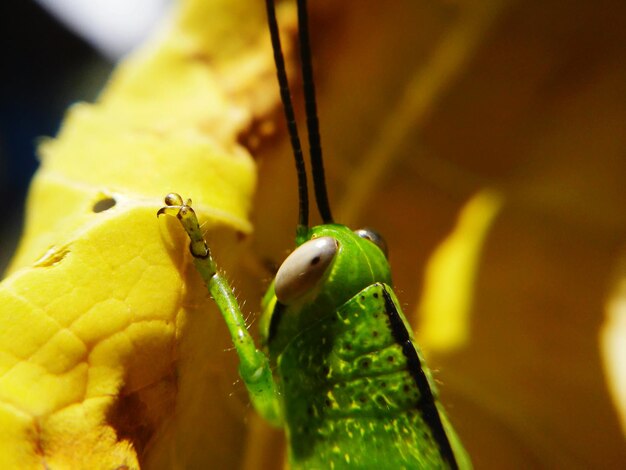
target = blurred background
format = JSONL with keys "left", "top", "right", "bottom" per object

{"left": 0, "top": 1, "right": 116, "bottom": 271}
{"left": 2, "top": 0, "right": 626, "bottom": 468}
{"left": 253, "top": 1, "right": 626, "bottom": 466}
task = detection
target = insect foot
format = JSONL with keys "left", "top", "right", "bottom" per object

{"left": 158, "top": 193, "right": 211, "bottom": 262}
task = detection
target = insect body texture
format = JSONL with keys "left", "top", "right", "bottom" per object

{"left": 262, "top": 225, "right": 469, "bottom": 469}
{"left": 161, "top": 199, "right": 471, "bottom": 469}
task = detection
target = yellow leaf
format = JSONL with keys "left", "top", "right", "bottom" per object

{"left": 602, "top": 275, "right": 626, "bottom": 437}
{"left": 418, "top": 189, "right": 503, "bottom": 352}
{"left": 0, "top": 0, "right": 291, "bottom": 467}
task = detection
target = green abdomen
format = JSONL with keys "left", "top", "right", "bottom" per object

{"left": 277, "top": 283, "right": 465, "bottom": 469}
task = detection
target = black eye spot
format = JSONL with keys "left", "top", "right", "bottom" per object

{"left": 403, "top": 384, "right": 411, "bottom": 393}
{"left": 310, "top": 255, "right": 321, "bottom": 266}
{"left": 372, "top": 330, "right": 379, "bottom": 337}
{"left": 361, "top": 359, "right": 370, "bottom": 368}
{"left": 373, "top": 293, "right": 379, "bottom": 299}
{"left": 387, "top": 355, "right": 395, "bottom": 363}
{"left": 92, "top": 196, "right": 116, "bottom": 213}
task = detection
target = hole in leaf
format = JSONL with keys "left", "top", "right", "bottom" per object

{"left": 93, "top": 196, "right": 116, "bottom": 213}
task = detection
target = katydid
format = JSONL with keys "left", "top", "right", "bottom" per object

{"left": 159, "top": 0, "right": 471, "bottom": 468}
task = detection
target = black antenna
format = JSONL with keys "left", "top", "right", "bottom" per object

{"left": 296, "top": 0, "right": 334, "bottom": 224}
{"left": 265, "top": 0, "right": 309, "bottom": 230}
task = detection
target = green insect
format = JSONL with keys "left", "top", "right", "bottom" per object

{"left": 159, "top": 0, "right": 471, "bottom": 468}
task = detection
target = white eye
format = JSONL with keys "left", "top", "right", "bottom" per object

{"left": 275, "top": 237, "right": 338, "bottom": 304}
{"left": 355, "top": 228, "right": 388, "bottom": 257}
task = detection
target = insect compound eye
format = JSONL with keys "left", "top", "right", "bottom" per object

{"left": 275, "top": 237, "right": 338, "bottom": 304}
{"left": 354, "top": 228, "right": 388, "bottom": 258}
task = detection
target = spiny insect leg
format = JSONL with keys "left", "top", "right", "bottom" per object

{"left": 158, "top": 193, "right": 282, "bottom": 425}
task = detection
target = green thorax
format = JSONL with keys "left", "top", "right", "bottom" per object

{"left": 259, "top": 225, "right": 456, "bottom": 468}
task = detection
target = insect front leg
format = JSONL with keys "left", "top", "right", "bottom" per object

{"left": 158, "top": 193, "right": 282, "bottom": 426}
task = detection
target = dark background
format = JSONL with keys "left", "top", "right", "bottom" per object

{"left": 0, "top": 1, "right": 110, "bottom": 271}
